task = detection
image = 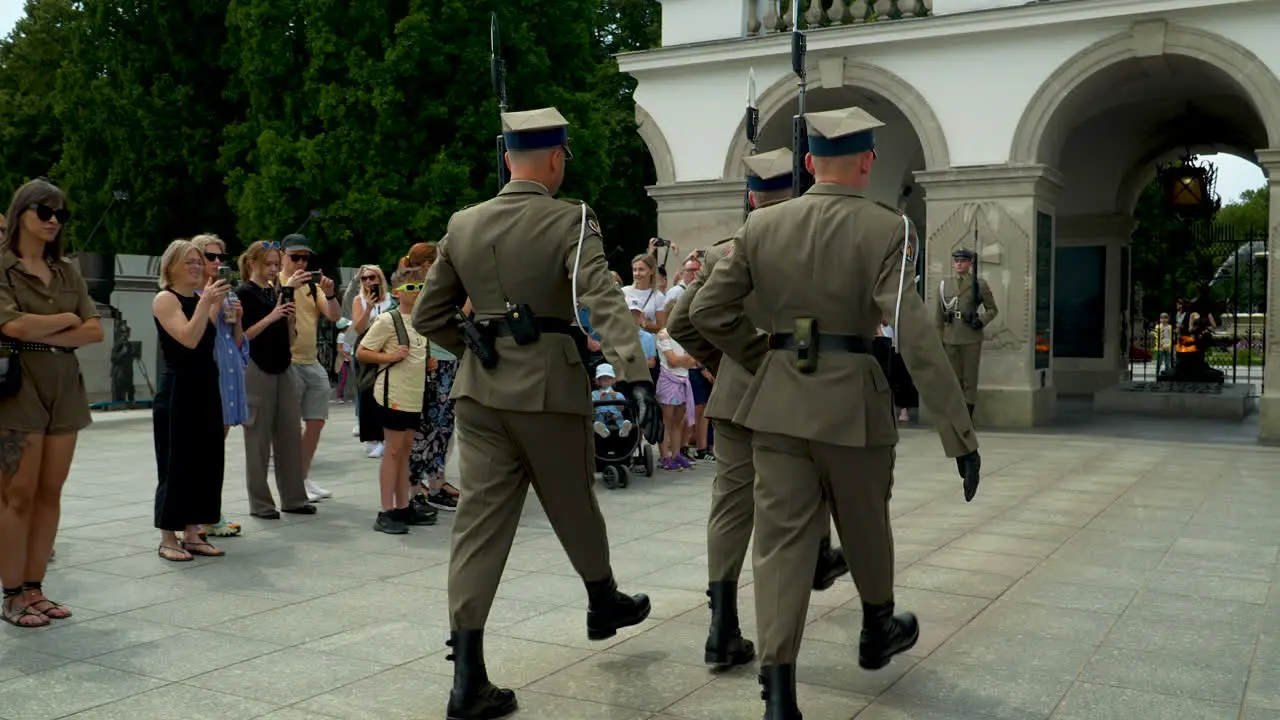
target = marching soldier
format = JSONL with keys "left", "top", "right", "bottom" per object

{"left": 688, "top": 106, "right": 981, "bottom": 719}
{"left": 936, "top": 248, "right": 998, "bottom": 418}
{"left": 667, "top": 147, "right": 849, "bottom": 670}
{"left": 412, "top": 107, "right": 663, "bottom": 720}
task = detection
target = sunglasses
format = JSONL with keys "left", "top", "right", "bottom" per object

{"left": 360, "top": 275, "right": 378, "bottom": 282}
{"left": 287, "top": 254, "right": 310, "bottom": 264}
{"left": 395, "top": 283, "right": 424, "bottom": 293}
{"left": 29, "top": 203, "right": 71, "bottom": 224}
{"left": 258, "top": 241, "right": 280, "bottom": 249}
{"left": 205, "top": 252, "right": 230, "bottom": 262}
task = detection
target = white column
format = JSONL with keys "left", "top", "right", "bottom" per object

{"left": 1255, "top": 149, "right": 1280, "bottom": 441}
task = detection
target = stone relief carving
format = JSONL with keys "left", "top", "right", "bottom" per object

{"left": 928, "top": 202, "right": 1032, "bottom": 353}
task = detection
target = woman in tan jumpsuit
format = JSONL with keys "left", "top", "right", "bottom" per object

{"left": 0, "top": 179, "right": 104, "bottom": 627}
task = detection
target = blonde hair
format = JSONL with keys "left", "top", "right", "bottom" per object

{"left": 190, "top": 234, "right": 225, "bottom": 253}
{"left": 238, "top": 241, "right": 281, "bottom": 283}
{"left": 158, "top": 239, "right": 199, "bottom": 289}
{"left": 357, "top": 264, "right": 388, "bottom": 296}
{"left": 391, "top": 265, "right": 426, "bottom": 287}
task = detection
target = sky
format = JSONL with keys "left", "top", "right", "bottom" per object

{"left": 0, "top": 2, "right": 1267, "bottom": 205}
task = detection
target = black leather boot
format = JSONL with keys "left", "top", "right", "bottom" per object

{"left": 967, "top": 403, "right": 975, "bottom": 419}
{"left": 704, "top": 581, "right": 755, "bottom": 667}
{"left": 758, "top": 664, "right": 802, "bottom": 719}
{"left": 445, "top": 630, "right": 518, "bottom": 720}
{"left": 585, "top": 576, "right": 651, "bottom": 640}
{"left": 811, "top": 534, "right": 848, "bottom": 591}
{"left": 858, "top": 600, "right": 919, "bottom": 670}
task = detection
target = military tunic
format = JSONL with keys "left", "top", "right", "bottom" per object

{"left": 412, "top": 180, "right": 649, "bottom": 631}
{"left": 688, "top": 183, "right": 977, "bottom": 667}
{"left": 935, "top": 273, "right": 998, "bottom": 406}
{"left": 667, "top": 226, "right": 771, "bottom": 585}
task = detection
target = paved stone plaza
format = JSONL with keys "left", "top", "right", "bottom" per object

{"left": 2, "top": 410, "right": 1280, "bottom": 719}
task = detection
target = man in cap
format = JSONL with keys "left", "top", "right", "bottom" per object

{"left": 667, "top": 147, "right": 849, "bottom": 671}
{"left": 689, "top": 106, "right": 981, "bottom": 718}
{"left": 279, "top": 232, "right": 338, "bottom": 503}
{"left": 936, "top": 248, "right": 998, "bottom": 418}
{"left": 412, "top": 107, "right": 662, "bottom": 720}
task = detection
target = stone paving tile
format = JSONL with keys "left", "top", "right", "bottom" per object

{"left": 3, "top": 417, "right": 1279, "bottom": 720}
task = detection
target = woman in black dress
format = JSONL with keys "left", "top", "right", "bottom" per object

{"left": 151, "top": 239, "right": 230, "bottom": 562}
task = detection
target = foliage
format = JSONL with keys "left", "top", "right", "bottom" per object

{"left": 1215, "top": 186, "right": 1270, "bottom": 235}
{"left": 0, "top": 0, "right": 661, "bottom": 273}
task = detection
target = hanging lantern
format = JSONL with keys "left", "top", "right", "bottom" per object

{"left": 1156, "top": 153, "right": 1220, "bottom": 219}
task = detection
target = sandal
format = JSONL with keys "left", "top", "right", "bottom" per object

{"left": 182, "top": 540, "right": 226, "bottom": 558}
{"left": 1, "top": 588, "right": 50, "bottom": 628}
{"left": 158, "top": 544, "right": 193, "bottom": 562}
{"left": 21, "top": 582, "right": 71, "bottom": 620}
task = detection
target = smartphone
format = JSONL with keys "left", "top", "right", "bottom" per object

{"left": 217, "top": 265, "right": 232, "bottom": 281}
{"left": 309, "top": 271, "right": 323, "bottom": 283}
{"left": 280, "top": 286, "right": 295, "bottom": 303}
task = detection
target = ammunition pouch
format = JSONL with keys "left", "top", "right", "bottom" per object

{"left": 767, "top": 326, "right": 871, "bottom": 375}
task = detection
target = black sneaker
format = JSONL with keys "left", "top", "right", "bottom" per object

{"left": 428, "top": 490, "right": 458, "bottom": 512}
{"left": 407, "top": 497, "right": 438, "bottom": 526}
{"left": 696, "top": 449, "right": 716, "bottom": 462}
{"left": 374, "top": 511, "right": 408, "bottom": 535}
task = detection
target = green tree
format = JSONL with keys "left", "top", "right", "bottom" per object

{"left": 1216, "top": 186, "right": 1269, "bottom": 234}
{"left": 53, "top": 0, "right": 241, "bottom": 254}
{"left": 0, "top": 0, "right": 78, "bottom": 200}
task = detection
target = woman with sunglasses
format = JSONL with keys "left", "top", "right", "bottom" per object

{"left": 190, "top": 234, "right": 247, "bottom": 538}
{"left": 234, "top": 241, "right": 314, "bottom": 518}
{"left": 351, "top": 264, "right": 391, "bottom": 458}
{"left": 0, "top": 179, "right": 103, "bottom": 627}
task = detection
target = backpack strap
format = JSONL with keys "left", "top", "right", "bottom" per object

{"left": 382, "top": 311, "right": 411, "bottom": 409}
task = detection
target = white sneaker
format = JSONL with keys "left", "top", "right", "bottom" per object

{"left": 619, "top": 420, "right": 634, "bottom": 437}
{"left": 305, "top": 479, "right": 332, "bottom": 501}
{"left": 367, "top": 442, "right": 385, "bottom": 459}
{"left": 593, "top": 421, "right": 609, "bottom": 438}
{"left": 351, "top": 425, "right": 360, "bottom": 437}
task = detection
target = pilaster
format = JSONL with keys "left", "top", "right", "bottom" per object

{"left": 646, "top": 180, "right": 747, "bottom": 271}
{"left": 1255, "top": 149, "right": 1280, "bottom": 441}
{"left": 915, "top": 164, "right": 1064, "bottom": 427}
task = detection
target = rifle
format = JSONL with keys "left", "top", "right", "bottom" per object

{"left": 491, "top": 12, "right": 510, "bottom": 191}
{"left": 744, "top": 67, "right": 759, "bottom": 217}
{"left": 790, "top": 2, "right": 813, "bottom": 196}
{"left": 970, "top": 222, "right": 980, "bottom": 323}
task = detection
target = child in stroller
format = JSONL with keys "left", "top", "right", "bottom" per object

{"left": 591, "top": 363, "right": 656, "bottom": 489}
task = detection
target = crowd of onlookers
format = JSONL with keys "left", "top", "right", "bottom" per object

{"left": 0, "top": 174, "right": 715, "bottom": 628}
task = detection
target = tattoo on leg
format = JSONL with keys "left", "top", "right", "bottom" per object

{"left": 0, "top": 431, "right": 27, "bottom": 480}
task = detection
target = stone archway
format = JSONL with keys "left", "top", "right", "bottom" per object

{"left": 721, "top": 59, "right": 951, "bottom": 181}
{"left": 1010, "top": 21, "right": 1280, "bottom": 166}
{"left": 635, "top": 102, "right": 677, "bottom": 187}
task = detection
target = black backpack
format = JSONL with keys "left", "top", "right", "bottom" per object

{"left": 357, "top": 311, "right": 409, "bottom": 394}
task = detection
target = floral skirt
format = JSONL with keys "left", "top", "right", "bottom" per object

{"left": 409, "top": 358, "right": 458, "bottom": 487}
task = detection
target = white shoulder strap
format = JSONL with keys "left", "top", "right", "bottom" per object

{"left": 571, "top": 203, "right": 588, "bottom": 337}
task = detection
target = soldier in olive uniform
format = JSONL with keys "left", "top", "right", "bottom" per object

{"left": 667, "top": 147, "right": 849, "bottom": 670}
{"left": 412, "top": 107, "right": 663, "bottom": 720}
{"left": 689, "top": 106, "right": 981, "bottom": 719}
{"left": 936, "top": 248, "right": 998, "bottom": 418}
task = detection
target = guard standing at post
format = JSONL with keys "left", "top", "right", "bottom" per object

{"left": 667, "top": 147, "right": 849, "bottom": 670}
{"left": 689, "top": 106, "right": 982, "bottom": 719}
{"left": 936, "top": 248, "right": 998, "bottom": 418}
{"left": 412, "top": 107, "right": 663, "bottom": 720}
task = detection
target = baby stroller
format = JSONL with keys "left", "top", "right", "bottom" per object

{"left": 590, "top": 363, "right": 657, "bottom": 490}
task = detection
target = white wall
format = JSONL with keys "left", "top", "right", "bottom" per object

{"left": 624, "top": 1, "right": 1280, "bottom": 182}
{"left": 658, "top": 0, "right": 744, "bottom": 46}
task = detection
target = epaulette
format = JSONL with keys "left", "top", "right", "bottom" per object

{"left": 872, "top": 199, "right": 905, "bottom": 216}
{"left": 560, "top": 198, "right": 586, "bottom": 207}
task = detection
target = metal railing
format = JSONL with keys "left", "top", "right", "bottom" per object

{"left": 747, "top": 0, "right": 934, "bottom": 36}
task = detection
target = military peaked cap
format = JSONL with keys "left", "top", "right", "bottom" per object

{"left": 501, "top": 107, "right": 570, "bottom": 151}
{"left": 742, "top": 148, "right": 794, "bottom": 192}
{"left": 805, "top": 106, "right": 884, "bottom": 157}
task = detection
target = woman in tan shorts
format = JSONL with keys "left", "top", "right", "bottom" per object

{"left": 0, "top": 179, "right": 104, "bottom": 627}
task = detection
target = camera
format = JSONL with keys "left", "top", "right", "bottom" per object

{"left": 652, "top": 238, "right": 668, "bottom": 248}
{"left": 217, "top": 265, "right": 232, "bottom": 281}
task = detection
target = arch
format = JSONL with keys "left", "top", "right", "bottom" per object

{"left": 721, "top": 60, "right": 951, "bottom": 180}
{"left": 634, "top": 103, "right": 676, "bottom": 187}
{"left": 1011, "top": 22, "right": 1280, "bottom": 165}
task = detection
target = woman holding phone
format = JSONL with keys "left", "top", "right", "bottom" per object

{"left": 235, "top": 241, "right": 314, "bottom": 518}
{"left": 351, "top": 264, "right": 391, "bottom": 458}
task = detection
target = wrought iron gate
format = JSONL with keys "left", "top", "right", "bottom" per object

{"left": 1125, "top": 221, "right": 1267, "bottom": 392}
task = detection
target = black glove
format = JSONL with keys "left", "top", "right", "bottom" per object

{"left": 969, "top": 317, "right": 985, "bottom": 330}
{"left": 625, "top": 380, "right": 664, "bottom": 444}
{"left": 956, "top": 451, "right": 981, "bottom": 502}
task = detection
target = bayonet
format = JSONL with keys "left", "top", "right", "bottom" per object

{"left": 790, "top": 2, "right": 812, "bottom": 196}
{"left": 491, "top": 12, "right": 510, "bottom": 190}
